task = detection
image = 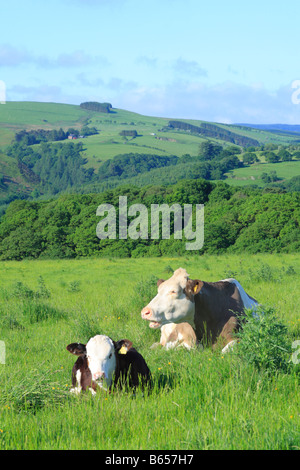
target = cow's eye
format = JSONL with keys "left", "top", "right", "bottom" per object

{"left": 170, "top": 290, "right": 177, "bottom": 295}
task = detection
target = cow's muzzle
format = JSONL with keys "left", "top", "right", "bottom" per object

{"left": 141, "top": 307, "right": 161, "bottom": 328}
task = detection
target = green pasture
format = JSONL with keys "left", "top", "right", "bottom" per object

{"left": 0, "top": 101, "right": 88, "bottom": 128}
{"left": 225, "top": 160, "right": 300, "bottom": 187}
{"left": 0, "top": 254, "right": 299, "bottom": 450}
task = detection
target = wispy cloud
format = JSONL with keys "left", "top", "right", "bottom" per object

{"left": 0, "top": 44, "right": 31, "bottom": 66}
{"left": 172, "top": 58, "right": 208, "bottom": 77}
{"left": 136, "top": 56, "right": 159, "bottom": 68}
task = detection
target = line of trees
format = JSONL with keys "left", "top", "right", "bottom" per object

{"left": 13, "top": 126, "right": 98, "bottom": 146}
{"left": 80, "top": 102, "right": 112, "bottom": 113}
{"left": 168, "top": 120, "right": 260, "bottom": 147}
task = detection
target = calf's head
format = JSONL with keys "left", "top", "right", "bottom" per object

{"left": 141, "top": 268, "right": 203, "bottom": 329}
{"left": 67, "top": 335, "right": 132, "bottom": 388}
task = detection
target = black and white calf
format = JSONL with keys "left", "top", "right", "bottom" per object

{"left": 66, "top": 335, "right": 151, "bottom": 394}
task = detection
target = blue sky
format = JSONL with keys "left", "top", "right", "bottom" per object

{"left": 1, "top": 0, "right": 300, "bottom": 123}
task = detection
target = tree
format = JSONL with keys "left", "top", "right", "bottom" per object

{"left": 278, "top": 149, "right": 292, "bottom": 161}
{"left": 242, "top": 152, "right": 257, "bottom": 164}
{"left": 198, "top": 141, "right": 222, "bottom": 160}
{"left": 264, "top": 152, "right": 280, "bottom": 163}
{"left": 293, "top": 151, "right": 300, "bottom": 160}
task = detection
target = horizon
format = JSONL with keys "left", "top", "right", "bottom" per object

{"left": 1, "top": 1, "right": 300, "bottom": 124}
{"left": 3, "top": 100, "right": 300, "bottom": 127}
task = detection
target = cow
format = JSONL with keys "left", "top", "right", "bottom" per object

{"left": 66, "top": 335, "right": 151, "bottom": 394}
{"left": 141, "top": 268, "right": 258, "bottom": 353}
{"left": 151, "top": 322, "right": 198, "bottom": 351}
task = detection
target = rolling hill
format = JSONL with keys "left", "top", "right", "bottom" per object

{"left": 0, "top": 101, "right": 300, "bottom": 206}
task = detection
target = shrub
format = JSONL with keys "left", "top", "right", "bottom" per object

{"left": 67, "top": 281, "right": 81, "bottom": 293}
{"left": 235, "top": 306, "right": 291, "bottom": 374}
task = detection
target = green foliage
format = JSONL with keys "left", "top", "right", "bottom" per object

{"left": 236, "top": 307, "right": 291, "bottom": 374}
{"left": 79, "top": 102, "right": 112, "bottom": 113}
{"left": 168, "top": 120, "right": 259, "bottom": 147}
{"left": 98, "top": 153, "right": 178, "bottom": 180}
{"left": 119, "top": 130, "right": 138, "bottom": 138}
{"left": 261, "top": 171, "right": 279, "bottom": 183}
{"left": 0, "top": 181, "right": 299, "bottom": 259}
{"left": 242, "top": 152, "right": 257, "bottom": 164}
{"left": 265, "top": 151, "right": 280, "bottom": 163}
{"left": 14, "top": 128, "right": 68, "bottom": 145}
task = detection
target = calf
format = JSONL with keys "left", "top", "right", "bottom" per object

{"left": 151, "top": 322, "right": 198, "bottom": 350}
{"left": 66, "top": 335, "right": 151, "bottom": 394}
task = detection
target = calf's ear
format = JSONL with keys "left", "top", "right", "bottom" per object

{"left": 114, "top": 339, "right": 133, "bottom": 355}
{"left": 157, "top": 278, "right": 165, "bottom": 288}
{"left": 185, "top": 279, "right": 204, "bottom": 296}
{"left": 66, "top": 343, "right": 86, "bottom": 356}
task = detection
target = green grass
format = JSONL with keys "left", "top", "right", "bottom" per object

{"left": 0, "top": 101, "right": 88, "bottom": 128}
{"left": 0, "top": 254, "right": 299, "bottom": 449}
{"left": 225, "top": 160, "right": 300, "bottom": 187}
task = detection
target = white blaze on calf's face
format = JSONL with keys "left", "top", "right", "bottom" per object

{"left": 86, "top": 335, "right": 116, "bottom": 387}
{"left": 143, "top": 268, "right": 195, "bottom": 328}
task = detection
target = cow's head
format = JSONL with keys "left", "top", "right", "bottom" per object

{"left": 67, "top": 335, "right": 133, "bottom": 388}
{"left": 141, "top": 268, "right": 203, "bottom": 329}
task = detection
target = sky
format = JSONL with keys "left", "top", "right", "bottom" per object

{"left": 1, "top": 0, "right": 300, "bottom": 124}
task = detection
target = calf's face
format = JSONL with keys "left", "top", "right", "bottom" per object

{"left": 86, "top": 335, "right": 116, "bottom": 387}
{"left": 67, "top": 335, "right": 132, "bottom": 389}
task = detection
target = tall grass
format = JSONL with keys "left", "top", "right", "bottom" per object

{"left": 0, "top": 254, "right": 299, "bottom": 450}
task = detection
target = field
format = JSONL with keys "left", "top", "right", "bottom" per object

{"left": 225, "top": 160, "right": 300, "bottom": 187}
{"left": 0, "top": 254, "right": 299, "bottom": 450}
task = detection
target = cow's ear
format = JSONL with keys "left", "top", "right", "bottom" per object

{"left": 185, "top": 279, "right": 204, "bottom": 296}
{"left": 114, "top": 339, "right": 133, "bottom": 355}
{"left": 66, "top": 343, "right": 86, "bottom": 356}
{"left": 157, "top": 279, "right": 165, "bottom": 288}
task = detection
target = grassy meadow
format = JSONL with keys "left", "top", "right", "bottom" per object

{"left": 0, "top": 254, "right": 299, "bottom": 450}
{"left": 226, "top": 160, "right": 300, "bottom": 187}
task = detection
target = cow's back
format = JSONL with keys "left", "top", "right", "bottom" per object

{"left": 194, "top": 280, "right": 244, "bottom": 346}
{"left": 115, "top": 348, "right": 151, "bottom": 388}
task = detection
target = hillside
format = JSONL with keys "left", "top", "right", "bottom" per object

{"left": 1, "top": 101, "right": 300, "bottom": 208}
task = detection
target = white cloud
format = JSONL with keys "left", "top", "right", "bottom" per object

{"left": 116, "top": 80, "right": 300, "bottom": 124}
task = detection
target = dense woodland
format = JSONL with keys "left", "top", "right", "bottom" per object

{"left": 0, "top": 179, "right": 298, "bottom": 260}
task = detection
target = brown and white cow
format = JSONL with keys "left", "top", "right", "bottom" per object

{"left": 67, "top": 335, "right": 151, "bottom": 394}
{"left": 141, "top": 268, "right": 258, "bottom": 353}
